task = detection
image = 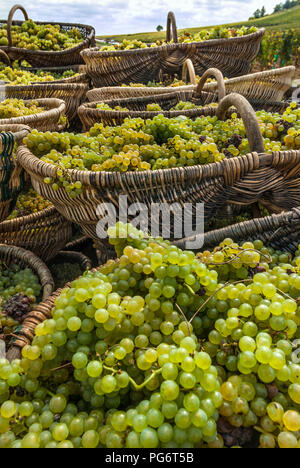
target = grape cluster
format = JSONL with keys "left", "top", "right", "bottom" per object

{"left": 0, "top": 19, "right": 84, "bottom": 51}
{"left": 0, "top": 99, "right": 44, "bottom": 119}
{"left": 0, "top": 263, "right": 42, "bottom": 337}
{"left": 0, "top": 65, "right": 78, "bottom": 85}
{"left": 7, "top": 189, "right": 52, "bottom": 220}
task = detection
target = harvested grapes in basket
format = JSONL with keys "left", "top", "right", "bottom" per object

{"left": 0, "top": 99, "right": 44, "bottom": 119}
{"left": 7, "top": 188, "right": 52, "bottom": 220}
{"left": 0, "top": 64, "right": 78, "bottom": 85}
{"left": 22, "top": 102, "right": 300, "bottom": 196}
{"left": 99, "top": 26, "right": 258, "bottom": 51}
{"left": 1, "top": 222, "right": 300, "bottom": 448}
{"left": 0, "top": 19, "right": 84, "bottom": 51}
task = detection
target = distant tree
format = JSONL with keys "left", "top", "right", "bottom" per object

{"left": 261, "top": 6, "right": 266, "bottom": 16}
{"left": 273, "top": 3, "right": 283, "bottom": 12}
{"left": 253, "top": 8, "right": 262, "bottom": 17}
{"left": 156, "top": 25, "right": 163, "bottom": 32}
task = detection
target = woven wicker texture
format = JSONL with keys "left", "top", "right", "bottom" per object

{"left": 17, "top": 94, "right": 300, "bottom": 249}
{"left": 0, "top": 4, "right": 95, "bottom": 67}
{"left": 80, "top": 68, "right": 225, "bottom": 129}
{"left": 0, "top": 98, "right": 66, "bottom": 131}
{"left": 86, "top": 65, "right": 295, "bottom": 108}
{"left": 0, "top": 206, "right": 72, "bottom": 261}
{"left": 4, "top": 83, "right": 88, "bottom": 124}
{"left": 0, "top": 124, "right": 30, "bottom": 222}
{"left": 175, "top": 207, "right": 300, "bottom": 255}
{"left": 81, "top": 12, "right": 265, "bottom": 87}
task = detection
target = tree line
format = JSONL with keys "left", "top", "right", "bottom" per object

{"left": 249, "top": 0, "right": 300, "bottom": 19}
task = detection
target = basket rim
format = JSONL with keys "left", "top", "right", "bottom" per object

{"left": 3, "top": 81, "right": 89, "bottom": 91}
{"left": 0, "top": 205, "right": 64, "bottom": 231}
{"left": 86, "top": 65, "right": 296, "bottom": 101}
{"left": 18, "top": 142, "right": 298, "bottom": 188}
{"left": 0, "top": 19, "right": 95, "bottom": 57}
{"left": 81, "top": 28, "right": 265, "bottom": 58}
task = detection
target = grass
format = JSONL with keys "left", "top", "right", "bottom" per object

{"left": 97, "top": 5, "right": 300, "bottom": 42}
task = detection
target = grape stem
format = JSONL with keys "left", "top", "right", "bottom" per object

{"left": 103, "top": 364, "right": 162, "bottom": 390}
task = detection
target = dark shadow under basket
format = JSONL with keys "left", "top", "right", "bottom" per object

{"left": 0, "top": 206, "right": 72, "bottom": 262}
{"left": 0, "top": 5, "right": 95, "bottom": 67}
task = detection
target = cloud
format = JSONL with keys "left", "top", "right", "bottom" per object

{"left": 0, "top": 0, "right": 279, "bottom": 34}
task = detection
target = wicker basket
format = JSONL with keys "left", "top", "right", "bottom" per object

{"left": 3, "top": 83, "right": 88, "bottom": 124}
{"left": 81, "top": 12, "right": 264, "bottom": 87}
{"left": 0, "top": 5, "right": 95, "bottom": 67}
{"left": 176, "top": 207, "right": 300, "bottom": 255}
{"left": 86, "top": 65, "right": 295, "bottom": 108}
{"left": 79, "top": 68, "right": 225, "bottom": 129}
{"left": 16, "top": 93, "right": 300, "bottom": 249}
{"left": 0, "top": 98, "right": 66, "bottom": 131}
{"left": 0, "top": 124, "right": 30, "bottom": 222}
{"left": 0, "top": 244, "right": 54, "bottom": 303}
{"left": 0, "top": 206, "right": 72, "bottom": 261}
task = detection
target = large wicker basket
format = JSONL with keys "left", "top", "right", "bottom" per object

{"left": 79, "top": 68, "right": 225, "bottom": 129}
{"left": 0, "top": 206, "right": 72, "bottom": 261}
{"left": 0, "top": 5, "right": 96, "bottom": 67}
{"left": 86, "top": 64, "right": 295, "bottom": 104}
{"left": 176, "top": 207, "right": 300, "bottom": 255}
{"left": 17, "top": 93, "right": 300, "bottom": 249}
{"left": 0, "top": 124, "right": 30, "bottom": 222}
{"left": 0, "top": 98, "right": 66, "bottom": 131}
{"left": 81, "top": 12, "right": 265, "bottom": 87}
{"left": 3, "top": 83, "right": 88, "bottom": 124}
{"left": 0, "top": 244, "right": 54, "bottom": 303}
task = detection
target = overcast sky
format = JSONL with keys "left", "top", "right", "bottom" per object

{"left": 0, "top": 0, "right": 279, "bottom": 35}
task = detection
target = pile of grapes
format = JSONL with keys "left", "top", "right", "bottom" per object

{"left": 0, "top": 19, "right": 84, "bottom": 51}
{"left": 0, "top": 262, "right": 42, "bottom": 337}
{"left": 99, "top": 26, "right": 258, "bottom": 51}
{"left": 7, "top": 189, "right": 52, "bottom": 220}
{"left": 0, "top": 99, "right": 44, "bottom": 119}
{"left": 0, "top": 65, "right": 78, "bottom": 85}
{"left": 0, "top": 223, "right": 300, "bottom": 448}
{"left": 22, "top": 102, "right": 300, "bottom": 195}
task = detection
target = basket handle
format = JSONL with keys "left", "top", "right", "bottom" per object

{"left": 166, "top": 11, "right": 178, "bottom": 43}
{"left": 193, "top": 68, "right": 226, "bottom": 102}
{"left": 182, "top": 59, "right": 197, "bottom": 85}
{"left": 7, "top": 5, "right": 29, "bottom": 48}
{"left": 216, "top": 93, "right": 265, "bottom": 153}
{"left": 0, "top": 50, "right": 11, "bottom": 66}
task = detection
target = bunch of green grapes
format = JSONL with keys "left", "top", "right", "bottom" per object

{"left": 0, "top": 64, "right": 79, "bottom": 85}
{"left": 0, "top": 19, "right": 84, "bottom": 51}
{"left": 96, "top": 102, "right": 129, "bottom": 112}
{"left": 22, "top": 103, "right": 300, "bottom": 196}
{"left": 0, "top": 99, "right": 44, "bottom": 119}
{"left": 0, "top": 262, "right": 42, "bottom": 336}
{"left": 7, "top": 188, "right": 52, "bottom": 220}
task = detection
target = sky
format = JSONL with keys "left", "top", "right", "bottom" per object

{"left": 0, "top": 0, "right": 279, "bottom": 35}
